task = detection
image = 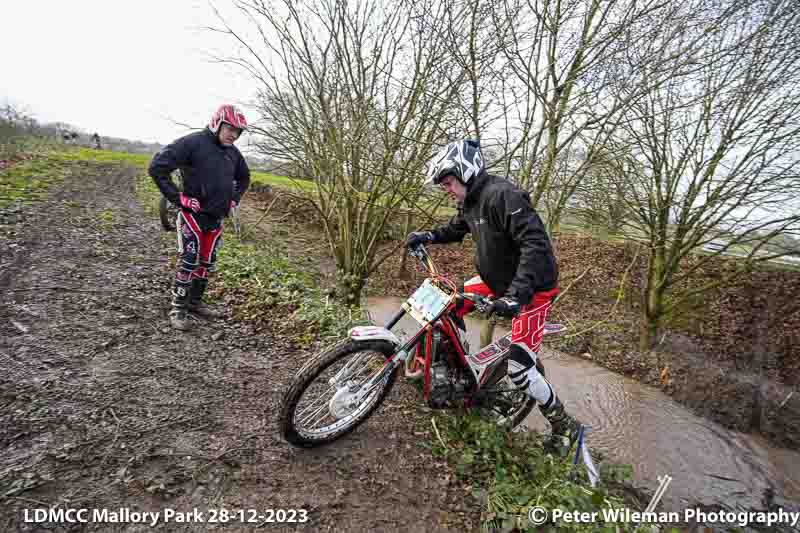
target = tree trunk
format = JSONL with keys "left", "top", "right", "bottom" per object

{"left": 336, "top": 269, "right": 367, "bottom": 308}
{"left": 639, "top": 248, "right": 665, "bottom": 351}
{"left": 398, "top": 210, "right": 413, "bottom": 279}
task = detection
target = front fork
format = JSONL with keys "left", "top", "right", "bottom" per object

{"left": 340, "top": 308, "right": 423, "bottom": 406}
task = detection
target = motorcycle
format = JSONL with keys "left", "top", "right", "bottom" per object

{"left": 158, "top": 170, "right": 183, "bottom": 232}
{"left": 278, "top": 243, "right": 565, "bottom": 447}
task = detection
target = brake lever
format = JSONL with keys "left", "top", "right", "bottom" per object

{"left": 407, "top": 243, "right": 426, "bottom": 260}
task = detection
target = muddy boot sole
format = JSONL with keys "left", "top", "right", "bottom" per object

{"left": 170, "top": 310, "right": 193, "bottom": 331}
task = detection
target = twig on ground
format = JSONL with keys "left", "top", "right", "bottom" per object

{"left": 10, "top": 320, "right": 28, "bottom": 333}
{"left": 431, "top": 417, "right": 448, "bottom": 452}
{"left": 99, "top": 409, "right": 123, "bottom": 466}
{"left": 779, "top": 390, "right": 794, "bottom": 408}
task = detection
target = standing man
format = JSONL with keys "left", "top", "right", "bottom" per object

{"left": 149, "top": 104, "right": 251, "bottom": 330}
{"left": 406, "top": 139, "right": 582, "bottom": 457}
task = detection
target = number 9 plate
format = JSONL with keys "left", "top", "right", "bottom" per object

{"left": 403, "top": 278, "right": 451, "bottom": 325}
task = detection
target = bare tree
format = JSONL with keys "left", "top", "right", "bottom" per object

{"left": 563, "top": 143, "right": 630, "bottom": 236}
{"left": 209, "top": 0, "right": 463, "bottom": 304}
{"left": 490, "top": 0, "right": 723, "bottom": 231}
{"left": 613, "top": 0, "right": 800, "bottom": 349}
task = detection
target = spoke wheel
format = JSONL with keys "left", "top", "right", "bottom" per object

{"left": 477, "top": 375, "right": 536, "bottom": 429}
{"left": 279, "top": 339, "right": 399, "bottom": 447}
{"left": 159, "top": 197, "right": 178, "bottom": 232}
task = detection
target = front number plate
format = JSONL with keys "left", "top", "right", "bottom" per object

{"left": 402, "top": 279, "right": 451, "bottom": 325}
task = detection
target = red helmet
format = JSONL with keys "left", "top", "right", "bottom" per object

{"left": 208, "top": 104, "right": 248, "bottom": 134}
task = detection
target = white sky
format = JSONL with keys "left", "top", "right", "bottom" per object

{"left": 2, "top": 1, "right": 256, "bottom": 146}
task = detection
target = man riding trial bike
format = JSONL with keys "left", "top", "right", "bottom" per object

{"left": 406, "top": 139, "right": 583, "bottom": 457}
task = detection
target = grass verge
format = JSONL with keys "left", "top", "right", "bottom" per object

{"left": 213, "top": 237, "right": 369, "bottom": 343}
{"left": 0, "top": 154, "right": 74, "bottom": 208}
{"left": 251, "top": 170, "right": 316, "bottom": 192}
{"left": 430, "top": 413, "right": 666, "bottom": 533}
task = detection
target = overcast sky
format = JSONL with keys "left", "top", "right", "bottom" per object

{"left": 2, "top": 1, "right": 256, "bottom": 146}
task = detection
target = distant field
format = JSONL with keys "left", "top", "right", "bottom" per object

{"left": 250, "top": 171, "right": 315, "bottom": 192}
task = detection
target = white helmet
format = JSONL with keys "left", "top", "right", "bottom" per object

{"left": 425, "top": 139, "right": 485, "bottom": 185}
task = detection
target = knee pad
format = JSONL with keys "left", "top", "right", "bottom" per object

{"left": 526, "top": 366, "right": 554, "bottom": 406}
{"left": 506, "top": 343, "right": 553, "bottom": 406}
{"left": 507, "top": 344, "right": 535, "bottom": 389}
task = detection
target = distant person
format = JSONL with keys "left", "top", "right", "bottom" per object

{"left": 91, "top": 132, "right": 101, "bottom": 150}
{"left": 148, "top": 104, "right": 251, "bottom": 331}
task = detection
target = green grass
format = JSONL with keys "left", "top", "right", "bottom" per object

{"left": 251, "top": 170, "right": 315, "bottom": 192}
{"left": 430, "top": 413, "right": 660, "bottom": 533}
{"left": 97, "top": 208, "right": 115, "bottom": 229}
{"left": 0, "top": 153, "right": 73, "bottom": 208}
{"left": 53, "top": 147, "right": 151, "bottom": 168}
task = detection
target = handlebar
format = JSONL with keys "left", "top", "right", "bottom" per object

{"left": 408, "top": 242, "right": 497, "bottom": 315}
{"left": 460, "top": 292, "right": 495, "bottom": 315}
{"left": 407, "top": 243, "right": 438, "bottom": 276}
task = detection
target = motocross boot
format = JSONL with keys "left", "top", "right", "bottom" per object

{"left": 188, "top": 278, "right": 224, "bottom": 319}
{"left": 540, "top": 395, "right": 582, "bottom": 458}
{"left": 170, "top": 281, "right": 193, "bottom": 331}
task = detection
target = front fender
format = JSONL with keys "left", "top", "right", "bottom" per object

{"left": 348, "top": 326, "right": 401, "bottom": 347}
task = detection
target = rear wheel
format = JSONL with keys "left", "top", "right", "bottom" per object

{"left": 279, "top": 339, "right": 400, "bottom": 447}
{"left": 158, "top": 171, "right": 183, "bottom": 232}
{"left": 475, "top": 359, "right": 537, "bottom": 429}
{"left": 481, "top": 376, "right": 537, "bottom": 429}
{"left": 159, "top": 197, "right": 178, "bottom": 231}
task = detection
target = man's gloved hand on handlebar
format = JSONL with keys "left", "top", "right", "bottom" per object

{"left": 405, "top": 231, "right": 435, "bottom": 248}
{"left": 491, "top": 296, "right": 521, "bottom": 318}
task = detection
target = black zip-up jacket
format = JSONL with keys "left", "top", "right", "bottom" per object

{"left": 431, "top": 172, "right": 558, "bottom": 304}
{"left": 149, "top": 129, "right": 250, "bottom": 223}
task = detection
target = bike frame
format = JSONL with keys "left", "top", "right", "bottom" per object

{"left": 348, "top": 245, "right": 516, "bottom": 405}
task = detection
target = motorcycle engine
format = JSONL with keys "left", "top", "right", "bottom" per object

{"left": 428, "top": 361, "right": 473, "bottom": 409}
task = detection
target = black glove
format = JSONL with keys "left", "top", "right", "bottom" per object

{"left": 405, "top": 231, "right": 434, "bottom": 248}
{"left": 491, "top": 296, "right": 521, "bottom": 318}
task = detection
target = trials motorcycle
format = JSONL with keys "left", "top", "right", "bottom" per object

{"left": 278, "top": 243, "right": 564, "bottom": 447}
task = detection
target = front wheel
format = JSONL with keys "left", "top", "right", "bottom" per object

{"left": 279, "top": 339, "right": 400, "bottom": 447}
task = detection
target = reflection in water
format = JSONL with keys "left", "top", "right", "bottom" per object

{"left": 365, "top": 296, "right": 800, "bottom": 512}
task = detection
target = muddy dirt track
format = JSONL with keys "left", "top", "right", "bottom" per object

{"left": 0, "top": 162, "right": 478, "bottom": 532}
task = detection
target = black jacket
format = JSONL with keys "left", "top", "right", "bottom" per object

{"left": 431, "top": 172, "right": 558, "bottom": 303}
{"left": 149, "top": 129, "right": 250, "bottom": 222}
